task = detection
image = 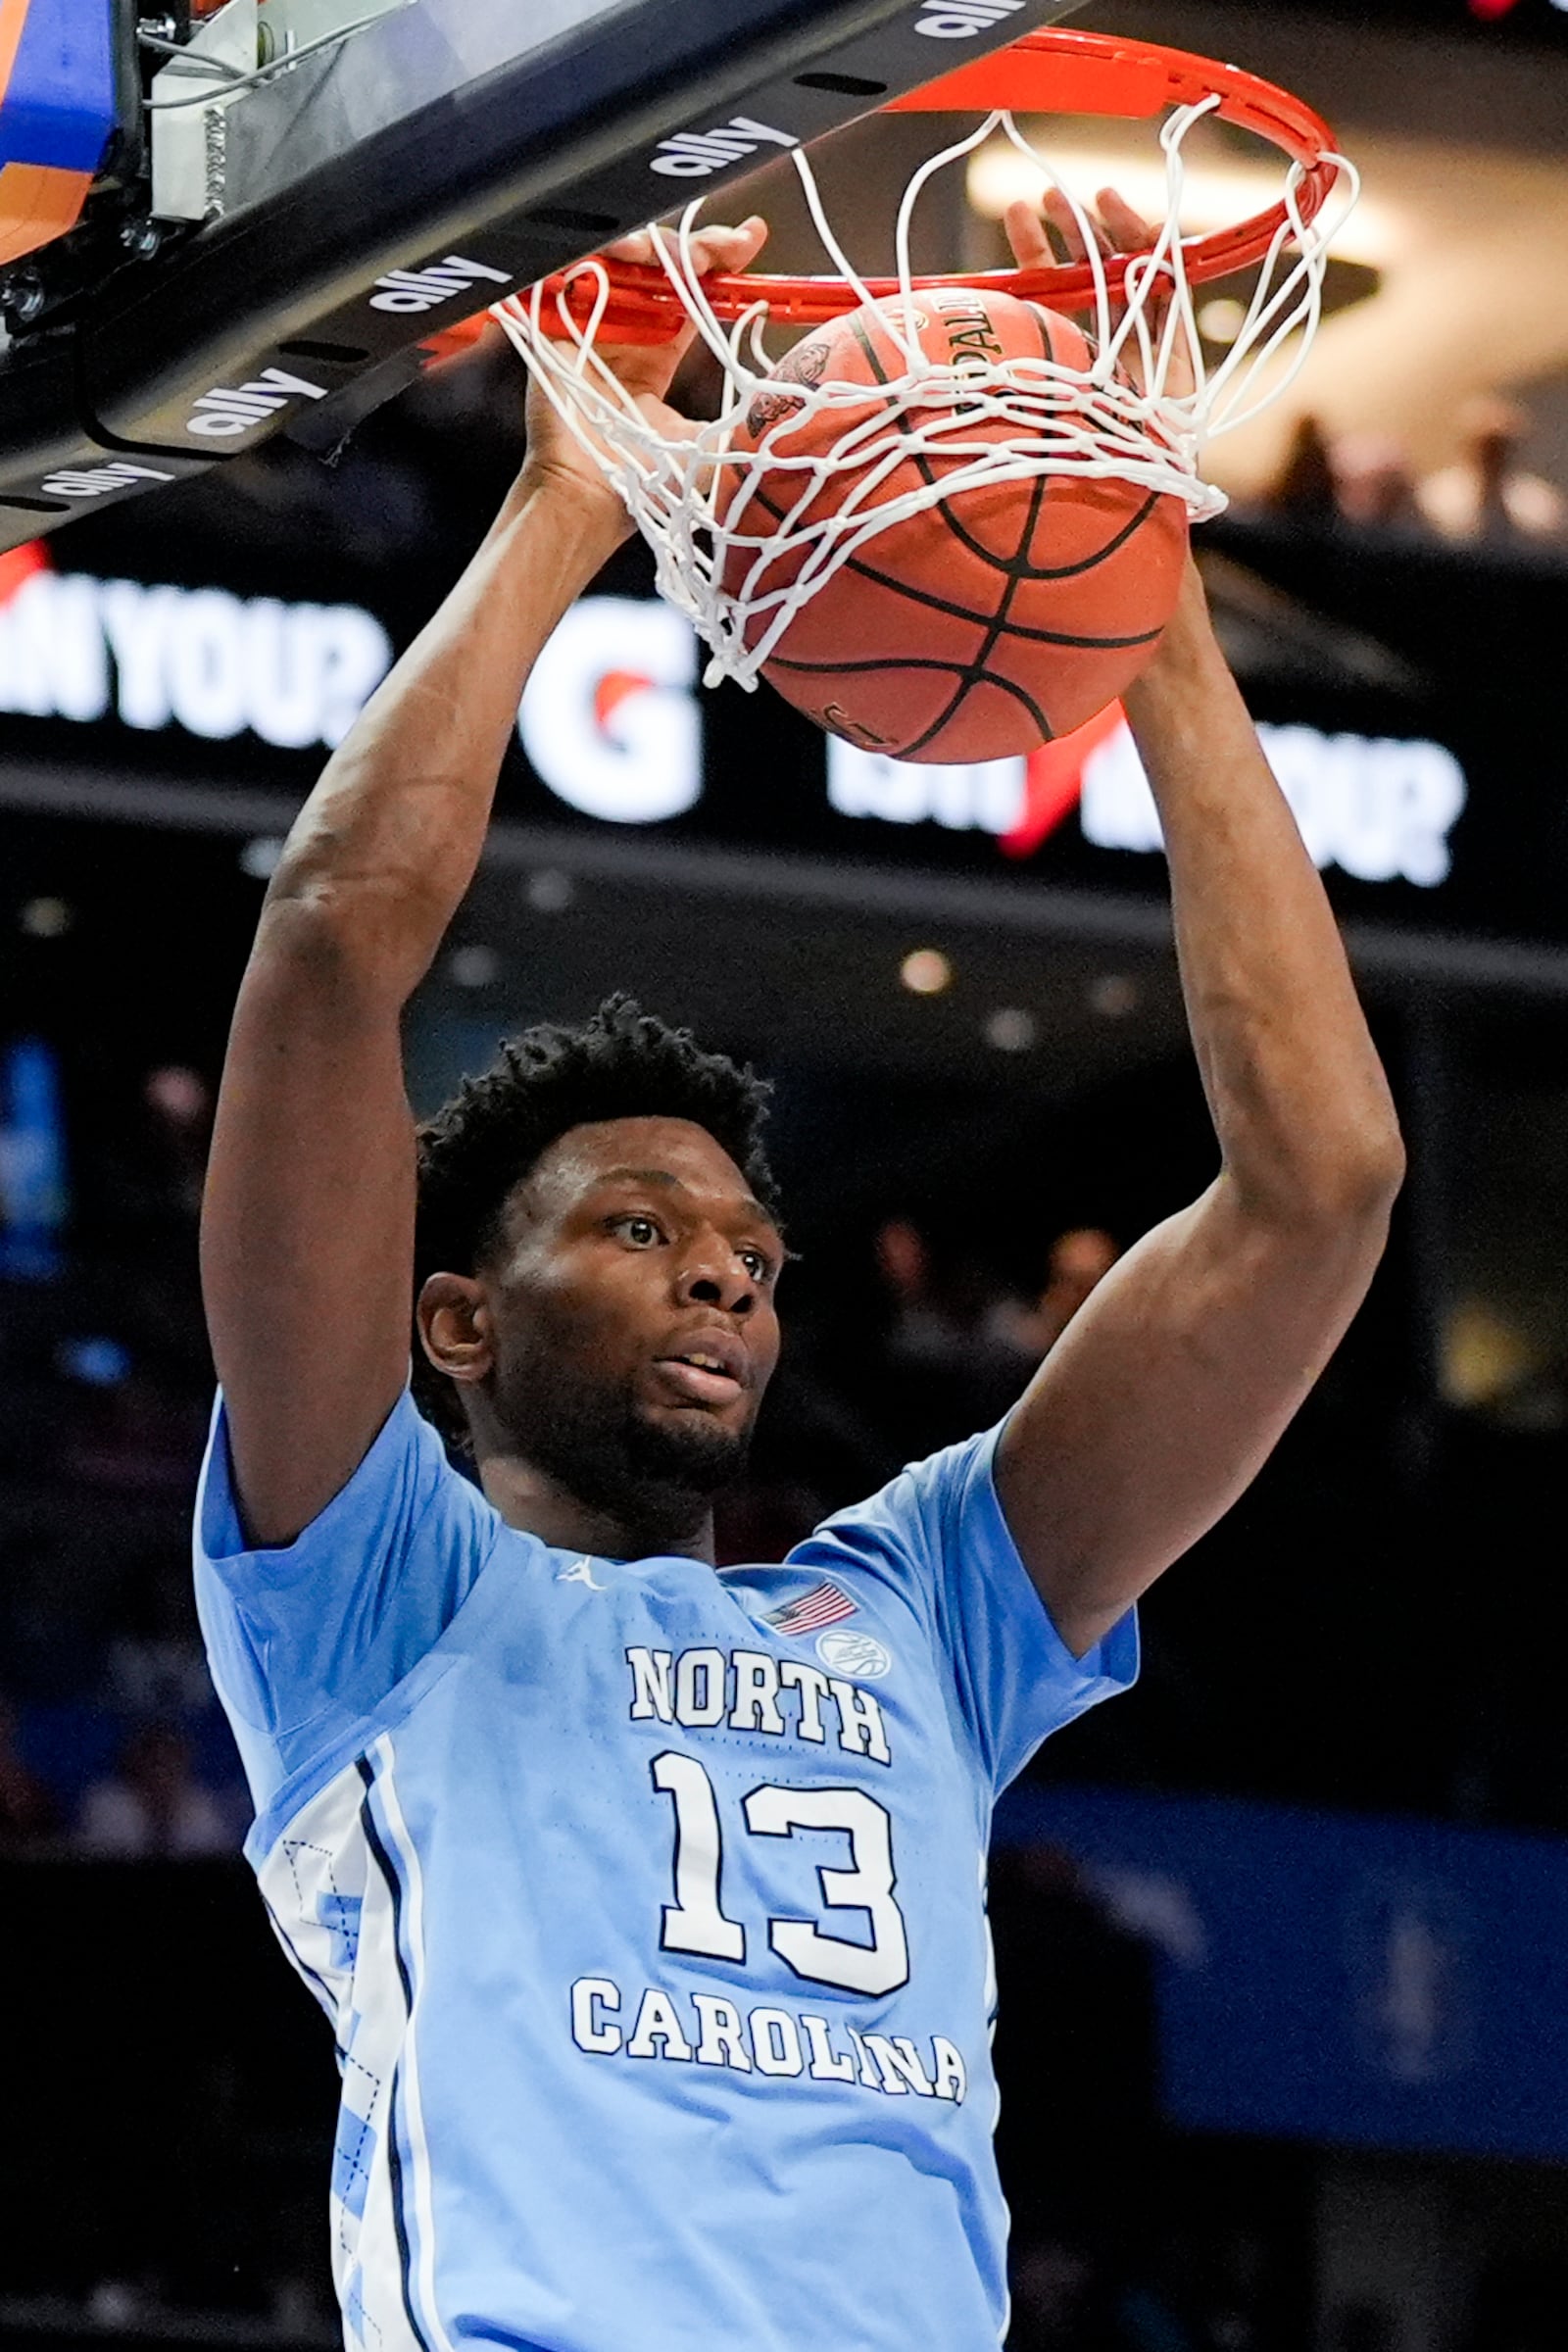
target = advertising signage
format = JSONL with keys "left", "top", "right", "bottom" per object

{"left": 999, "top": 1784, "right": 1568, "bottom": 2165}
{"left": 516, "top": 593, "right": 1469, "bottom": 900}
{"left": 0, "top": 538, "right": 1563, "bottom": 960}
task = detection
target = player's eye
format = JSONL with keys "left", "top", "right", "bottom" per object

{"left": 612, "top": 1214, "right": 663, "bottom": 1248}
{"left": 739, "top": 1248, "right": 774, "bottom": 1283}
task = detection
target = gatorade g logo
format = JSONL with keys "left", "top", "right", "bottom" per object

{"left": 517, "top": 598, "right": 702, "bottom": 823}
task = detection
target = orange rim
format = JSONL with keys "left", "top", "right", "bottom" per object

{"left": 519, "top": 27, "right": 1342, "bottom": 345}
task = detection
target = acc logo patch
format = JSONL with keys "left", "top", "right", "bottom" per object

{"left": 817, "top": 1629, "right": 892, "bottom": 1680}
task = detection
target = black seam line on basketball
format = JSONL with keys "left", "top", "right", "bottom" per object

{"left": 848, "top": 309, "right": 1023, "bottom": 578}
{"left": 835, "top": 307, "right": 1123, "bottom": 751}
{"left": 751, "top": 478, "right": 1163, "bottom": 649}
{"left": 898, "top": 463, "right": 1051, "bottom": 757}
{"left": 766, "top": 610, "right": 1163, "bottom": 657}
{"left": 843, "top": 305, "right": 1149, "bottom": 586}
{"left": 1033, "top": 487, "right": 1166, "bottom": 578}
{"left": 844, "top": 479, "right": 1165, "bottom": 588}
{"left": 816, "top": 308, "right": 1133, "bottom": 750}
{"left": 770, "top": 652, "right": 1056, "bottom": 726}
{"left": 753, "top": 470, "right": 1163, "bottom": 606}
{"left": 848, "top": 490, "right": 1162, "bottom": 593}
{"left": 773, "top": 653, "right": 1058, "bottom": 748}
{"left": 773, "top": 655, "right": 1030, "bottom": 673}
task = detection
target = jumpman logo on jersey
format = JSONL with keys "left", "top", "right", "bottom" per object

{"left": 557, "top": 1557, "right": 607, "bottom": 1592}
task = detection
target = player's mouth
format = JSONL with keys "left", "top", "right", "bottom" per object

{"left": 654, "top": 1330, "right": 748, "bottom": 1406}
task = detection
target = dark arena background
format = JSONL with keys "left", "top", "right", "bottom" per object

{"left": 5, "top": 1, "right": 1568, "bottom": 2348}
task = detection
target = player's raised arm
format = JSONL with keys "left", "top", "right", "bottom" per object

{"left": 200, "top": 222, "right": 767, "bottom": 1549}
{"left": 994, "top": 557, "right": 1405, "bottom": 1658}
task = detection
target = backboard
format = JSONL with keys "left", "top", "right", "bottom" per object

{"left": 0, "top": 0, "right": 1088, "bottom": 552}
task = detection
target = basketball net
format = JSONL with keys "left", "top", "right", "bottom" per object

{"left": 494, "top": 77, "right": 1356, "bottom": 694}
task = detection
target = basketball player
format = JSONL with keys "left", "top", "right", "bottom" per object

{"left": 195, "top": 205, "right": 1402, "bottom": 2351}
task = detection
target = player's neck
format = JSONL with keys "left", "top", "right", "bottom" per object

{"left": 474, "top": 1451, "right": 717, "bottom": 1565}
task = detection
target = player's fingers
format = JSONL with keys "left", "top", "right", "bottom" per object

{"left": 1003, "top": 198, "right": 1053, "bottom": 270}
{"left": 1096, "top": 187, "right": 1156, "bottom": 252}
{"left": 603, "top": 217, "right": 766, "bottom": 281}
{"left": 685, "top": 216, "right": 768, "bottom": 277}
{"left": 602, "top": 228, "right": 662, "bottom": 267}
{"left": 1042, "top": 187, "right": 1112, "bottom": 266}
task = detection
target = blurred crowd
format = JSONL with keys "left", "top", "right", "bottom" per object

{"left": 0, "top": 1057, "right": 232, "bottom": 1863}
{"left": 1257, "top": 396, "right": 1565, "bottom": 550}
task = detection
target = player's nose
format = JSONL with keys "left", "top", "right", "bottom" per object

{"left": 675, "top": 1242, "right": 757, "bottom": 1316}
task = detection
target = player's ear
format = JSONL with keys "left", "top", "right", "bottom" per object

{"left": 416, "top": 1273, "right": 493, "bottom": 1389}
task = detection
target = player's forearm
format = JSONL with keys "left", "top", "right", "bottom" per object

{"left": 263, "top": 467, "right": 625, "bottom": 1003}
{"left": 1123, "top": 567, "right": 1404, "bottom": 1229}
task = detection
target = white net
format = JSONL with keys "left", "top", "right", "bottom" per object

{"left": 495, "top": 96, "right": 1356, "bottom": 692}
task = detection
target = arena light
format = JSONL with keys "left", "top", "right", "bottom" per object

{"left": 20, "top": 896, "right": 74, "bottom": 937}
{"left": 901, "top": 950, "right": 953, "bottom": 997}
{"left": 983, "top": 1007, "right": 1036, "bottom": 1053}
{"left": 1196, "top": 297, "right": 1250, "bottom": 346}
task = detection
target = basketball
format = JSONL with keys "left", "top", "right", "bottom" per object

{"left": 721, "top": 287, "right": 1189, "bottom": 762}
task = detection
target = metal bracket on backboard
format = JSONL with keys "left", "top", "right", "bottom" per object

{"left": 257, "top": 0, "right": 415, "bottom": 64}
{"left": 149, "top": 0, "right": 415, "bottom": 220}
{"left": 150, "top": 0, "right": 257, "bottom": 221}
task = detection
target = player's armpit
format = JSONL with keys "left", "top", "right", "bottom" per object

{"left": 992, "top": 1167, "right": 1396, "bottom": 1660}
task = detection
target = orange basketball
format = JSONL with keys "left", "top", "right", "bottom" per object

{"left": 721, "top": 287, "right": 1188, "bottom": 762}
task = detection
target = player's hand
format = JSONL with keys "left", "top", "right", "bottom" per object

{"left": 595, "top": 216, "right": 768, "bottom": 412}
{"left": 1004, "top": 187, "right": 1195, "bottom": 400}
{"left": 521, "top": 216, "right": 768, "bottom": 526}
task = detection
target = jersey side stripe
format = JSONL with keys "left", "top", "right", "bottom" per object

{"left": 360, "top": 1741, "right": 456, "bottom": 2352}
{"left": 261, "top": 1887, "right": 340, "bottom": 2032}
{"left": 357, "top": 1756, "right": 433, "bottom": 2352}
{"left": 255, "top": 1758, "right": 412, "bottom": 2348}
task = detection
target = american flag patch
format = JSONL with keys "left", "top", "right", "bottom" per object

{"left": 766, "top": 1580, "right": 858, "bottom": 1636}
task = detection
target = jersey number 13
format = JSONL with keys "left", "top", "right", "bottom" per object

{"left": 651, "top": 1751, "right": 908, "bottom": 1997}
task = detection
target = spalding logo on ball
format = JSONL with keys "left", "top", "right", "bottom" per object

{"left": 721, "top": 286, "right": 1188, "bottom": 766}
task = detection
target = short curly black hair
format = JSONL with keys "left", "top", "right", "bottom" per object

{"left": 412, "top": 995, "right": 778, "bottom": 1449}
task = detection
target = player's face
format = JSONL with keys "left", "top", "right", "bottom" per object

{"left": 481, "top": 1116, "right": 783, "bottom": 1505}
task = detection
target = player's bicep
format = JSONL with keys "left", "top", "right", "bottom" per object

{"left": 201, "top": 899, "right": 417, "bottom": 1550}
{"left": 994, "top": 1175, "right": 1392, "bottom": 1656}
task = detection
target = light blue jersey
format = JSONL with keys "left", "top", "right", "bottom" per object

{"left": 195, "top": 1388, "right": 1136, "bottom": 2352}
